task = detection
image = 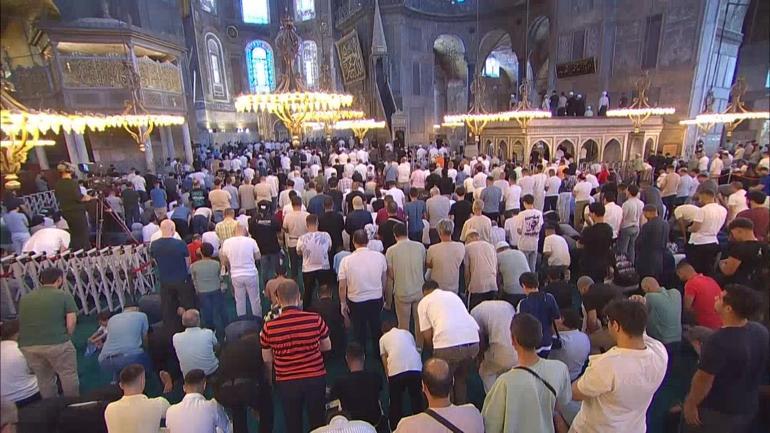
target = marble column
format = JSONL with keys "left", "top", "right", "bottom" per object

{"left": 143, "top": 128, "right": 156, "bottom": 174}
{"left": 63, "top": 131, "right": 80, "bottom": 166}
{"left": 73, "top": 132, "right": 89, "bottom": 163}
{"left": 34, "top": 145, "right": 50, "bottom": 170}
{"left": 181, "top": 122, "right": 194, "bottom": 165}
{"left": 162, "top": 126, "right": 176, "bottom": 160}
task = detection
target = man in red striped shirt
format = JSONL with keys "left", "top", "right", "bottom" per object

{"left": 260, "top": 279, "right": 331, "bottom": 433}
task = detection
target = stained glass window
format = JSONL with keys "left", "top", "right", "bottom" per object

{"left": 294, "top": 0, "right": 315, "bottom": 21}
{"left": 483, "top": 56, "right": 500, "bottom": 78}
{"left": 301, "top": 40, "right": 319, "bottom": 89}
{"left": 243, "top": 0, "right": 269, "bottom": 24}
{"left": 245, "top": 40, "right": 275, "bottom": 93}
{"left": 206, "top": 34, "right": 228, "bottom": 99}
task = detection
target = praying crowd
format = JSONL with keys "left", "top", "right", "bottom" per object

{"left": 1, "top": 137, "right": 769, "bottom": 433}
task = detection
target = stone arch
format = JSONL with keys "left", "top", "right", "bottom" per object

{"left": 644, "top": 138, "right": 655, "bottom": 158}
{"left": 629, "top": 135, "right": 644, "bottom": 160}
{"left": 497, "top": 140, "right": 508, "bottom": 160}
{"left": 603, "top": 139, "right": 622, "bottom": 162}
{"left": 530, "top": 140, "right": 550, "bottom": 163}
{"left": 512, "top": 140, "right": 525, "bottom": 164}
{"left": 528, "top": 16, "right": 551, "bottom": 96}
{"left": 433, "top": 34, "right": 469, "bottom": 122}
{"left": 477, "top": 32, "right": 518, "bottom": 112}
{"left": 580, "top": 139, "right": 599, "bottom": 162}
{"left": 556, "top": 139, "right": 575, "bottom": 160}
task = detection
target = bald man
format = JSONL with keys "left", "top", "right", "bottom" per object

{"left": 394, "top": 358, "right": 484, "bottom": 433}
{"left": 150, "top": 219, "right": 194, "bottom": 330}
{"left": 172, "top": 309, "right": 219, "bottom": 376}
{"left": 632, "top": 277, "right": 682, "bottom": 347}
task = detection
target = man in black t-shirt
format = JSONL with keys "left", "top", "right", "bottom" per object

{"left": 330, "top": 343, "right": 384, "bottom": 428}
{"left": 378, "top": 201, "right": 403, "bottom": 252}
{"left": 318, "top": 197, "right": 344, "bottom": 263}
{"left": 53, "top": 164, "right": 92, "bottom": 251}
{"left": 683, "top": 285, "right": 769, "bottom": 432}
{"left": 449, "top": 186, "right": 472, "bottom": 241}
{"left": 579, "top": 202, "right": 614, "bottom": 283}
{"left": 213, "top": 330, "right": 273, "bottom": 433}
{"left": 577, "top": 276, "right": 623, "bottom": 333}
{"left": 719, "top": 217, "right": 766, "bottom": 289}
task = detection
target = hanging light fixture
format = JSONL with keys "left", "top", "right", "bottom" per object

{"left": 607, "top": 71, "right": 676, "bottom": 132}
{"left": 235, "top": 16, "right": 354, "bottom": 144}
{"left": 679, "top": 77, "right": 770, "bottom": 140}
{"left": 333, "top": 118, "right": 386, "bottom": 142}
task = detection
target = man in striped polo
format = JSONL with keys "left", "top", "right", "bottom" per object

{"left": 260, "top": 280, "right": 332, "bottom": 433}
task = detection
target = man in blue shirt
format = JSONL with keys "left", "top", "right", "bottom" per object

{"left": 480, "top": 176, "right": 503, "bottom": 224}
{"left": 149, "top": 181, "right": 168, "bottom": 219}
{"left": 4, "top": 199, "right": 30, "bottom": 254}
{"left": 403, "top": 188, "right": 426, "bottom": 242}
{"left": 150, "top": 220, "right": 194, "bottom": 331}
{"left": 516, "top": 272, "right": 560, "bottom": 357}
{"left": 98, "top": 302, "right": 151, "bottom": 382}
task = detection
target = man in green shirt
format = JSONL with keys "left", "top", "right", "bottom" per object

{"left": 385, "top": 222, "right": 426, "bottom": 349}
{"left": 190, "top": 242, "right": 228, "bottom": 334}
{"left": 632, "top": 276, "right": 682, "bottom": 346}
{"left": 18, "top": 267, "right": 79, "bottom": 397}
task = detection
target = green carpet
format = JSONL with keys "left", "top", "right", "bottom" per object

{"left": 71, "top": 283, "right": 692, "bottom": 433}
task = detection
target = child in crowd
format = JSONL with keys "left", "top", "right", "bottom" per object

{"left": 85, "top": 311, "right": 111, "bottom": 356}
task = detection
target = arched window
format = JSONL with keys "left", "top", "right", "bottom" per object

{"left": 245, "top": 40, "right": 275, "bottom": 93}
{"left": 301, "top": 40, "right": 319, "bottom": 90}
{"left": 242, "top": 0, "right": 269, "bottom": 24}
{"left": 206, "top": 34, "right": 228, "bottom": 100}
{"left": 294, "top": 0, "right": 315, "bottom": 21}
{"left": 483, "top": 55, "right": 500, "bottom": 78}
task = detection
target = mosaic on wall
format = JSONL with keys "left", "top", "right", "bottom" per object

{"left": 335, "top": 30, "right": 366, "bottom": 85}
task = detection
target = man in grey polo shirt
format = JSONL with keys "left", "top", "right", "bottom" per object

{"left": 425, "top": 187, "right": 450, "bottom": 245}
{"left": 386, "top": 222, "right": 426, "bottom": 349}
{"left": 172, "top": 309, "right": 219, "bottom": 376}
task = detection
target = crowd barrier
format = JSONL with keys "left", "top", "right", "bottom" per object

{"left": 20, "top": 190, "right": 58, "bottom": 215}
{"left": 0, "top": 244, "right": 156, "bottom": 316}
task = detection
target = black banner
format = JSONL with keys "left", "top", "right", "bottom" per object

{"left": 556, "top": 57, "right": 596, "bottom": 78}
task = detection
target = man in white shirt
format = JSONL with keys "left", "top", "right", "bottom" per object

{"left": 397, "top": 158, "right": 411, "bottom": 189}
{"left": 570, "top": 299, "right": 667, "bottom": 433}
{"left": 21, "top": 227, "right": 70, "bottom": 256}
{"left": 220, "top": 225, "right": 261, "bottom": 317}
{"left": 297, "top": 214, "right": 332, "bottom": 309}
{"left": 518, "top": 169, "right": 534, "bottom": 201}
{"left": 725, "top": 181, "right": 748, "bottom": 223}
{"left": 384, "top": 180, "right": 406, "bottom": 209}
{"left": 104, "top": 364, "right": 173, "bottom": 433}
{"left": 283, "top": 196, "right": 310, "bottom": 278}
{"left": 515, "top": 195, "right": 543, "bottom": 272}
{"left": 618, "top": 184, "right": 644, "bottom": 263}
{"left": 470, "top": 300, "right": 517, "bottom": 392}
{"left": 572, "top": 174, "right": 593, "bottom": 228}
{"left": 544, "top": 168, "right": 562, "bottom": 212}
{"left": 166, "top": 369, "right": 231, "bottom": 433}
{"left": 697, "top": 151, "right": 710, "bottom": 172}
{"left": 709, "top": 153, "right": 724, "bottom": 178}
{"left": 338, "top": 230, "right": 388, "bottom": 349}
{"left": 602, "top": 191, "right": 623, "bottom": 240}
{"left": 1, "top": 320, "right": 40, "bottom": 406}
{"left": 504, "top": 174, "right": 522, "bottom": 217}
{"left": 542, "top": 224, "right": 571, "bottom": 269}
{"left": 685, "top": 190, "right": 727, "bottom": 275}
{"left": 418, "top": 280, "right": 480, "bottom": 404}
{"left": 380, "top": 318, "right": 424, "bottom": 428}
{"left": 531, "top": 165, "right": 548, "bottom": 211}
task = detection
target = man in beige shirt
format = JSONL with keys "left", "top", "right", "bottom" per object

{"left": 386, "top": 222, "right": 426, "bottom": 348}
{"left": 208, "top": 179, "right": 232, "bottom": 216}
{"left": 238, "top": 179, "right": 257, "bottom": 212}
{"left": 464, "top": 230, "right": 498, "bottom": 310}
{"left": 426, "top": 219, "right": 465, "bottom": 293}
{"left": 282, "top": 195, "right": 309, "bottom": 278}
{"left": 660, "top": 165, "right": 680, "bottom": 219}
{"left": 460, "top": 200, "right": 492, "bottom": 243}
{"left": 254, "top": 176, "right": 274, "bottom": 206}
